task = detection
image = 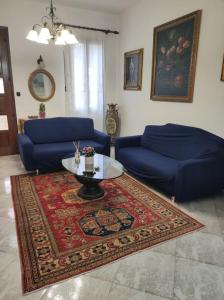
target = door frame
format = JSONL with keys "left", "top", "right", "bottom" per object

{"left": 0, "top": 26, "right": 18, "bottom": 155}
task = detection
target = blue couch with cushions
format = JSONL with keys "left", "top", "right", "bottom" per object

{"left": 115, "top": 123, "right": 224, "bottom": 202}
{"left": 18, "top": 117, "right": 110, "bottom": 171}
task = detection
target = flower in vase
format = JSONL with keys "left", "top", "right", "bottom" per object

{"left": 82, "top": 146, "right": 95, "bottom": 157}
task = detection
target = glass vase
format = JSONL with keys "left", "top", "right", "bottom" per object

{"left": 85, "top": 156, "right": 94, "bottom": 172}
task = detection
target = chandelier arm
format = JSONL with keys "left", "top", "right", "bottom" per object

{"left": 33, "top": 24, "right": 42, "bottom": 30}
{"left": 41, "top": 15, "right": 51, "bottom": 25}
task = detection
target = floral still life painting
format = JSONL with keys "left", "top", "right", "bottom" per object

{"left": 151, "top": 10, "right": 202, "bottom": 102}
{"left": 124, "top": 48, "right": 143, "bottom": 90}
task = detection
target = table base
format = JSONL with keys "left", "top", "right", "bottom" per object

{"left": 75, "top": 175, "right": 105, "bottom": 200}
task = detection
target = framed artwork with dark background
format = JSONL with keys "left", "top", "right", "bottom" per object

{"left": 151, "top": 10, "right": 202, "bottom": 102}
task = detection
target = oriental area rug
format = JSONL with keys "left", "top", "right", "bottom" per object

{"left": 11, "top": 171, "right": 204, "bottom": 293}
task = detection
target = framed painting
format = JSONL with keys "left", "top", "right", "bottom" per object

{"left": 221, "top": 55, "right": 224, "bottom": 81}
{"left": 151, "top": 10, "right": 202, "bottom": 102}
{"left": 124, "top": 48, "right": 143, "bottom": 90}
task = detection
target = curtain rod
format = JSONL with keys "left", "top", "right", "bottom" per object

{"left": 56, "top": 23, "right": 119, "bottom": 35}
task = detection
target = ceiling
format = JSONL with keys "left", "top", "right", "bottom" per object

{"left": 31, "top": 0, "right": 138, "bottom": 14}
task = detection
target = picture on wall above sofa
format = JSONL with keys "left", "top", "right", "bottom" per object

{"left": 124, "top": 48, "right": 143, "bottom": 90}
{"left": 151, "top": 10, "right": 202, "bottom": 102}
{"left": 221, "top": 54, "right": 224, "bottom": 81}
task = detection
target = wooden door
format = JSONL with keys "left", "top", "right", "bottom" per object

{"left": 0, "top": 26, "right": 18, "bottom": 156}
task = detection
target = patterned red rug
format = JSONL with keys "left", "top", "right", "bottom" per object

{"left": 11, "top": 171, "right": 204, "bottom": 293}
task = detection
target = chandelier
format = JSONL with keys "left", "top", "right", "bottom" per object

{"left": 26, "top": 0, "right": 78, "bottom": 45}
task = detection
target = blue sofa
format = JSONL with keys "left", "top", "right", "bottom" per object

{"left": 115, "top": 123, "right": 224, "bottom": 202}
{"left": 18, "top": 117, "right": 110, "bottom": 171}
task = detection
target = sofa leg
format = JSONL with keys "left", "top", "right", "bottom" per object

{"left": 171, "top": 196, "right": 175, "bottom": 202}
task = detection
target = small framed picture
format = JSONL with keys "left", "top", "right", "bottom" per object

{"left": 221, "top": 55, "right": 224, "bottom": 81}
{"left": 124, "top": 48, "right": 143, "bottom": 90}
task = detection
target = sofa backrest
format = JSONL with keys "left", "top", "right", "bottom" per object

{"left": 141, "top": 124, "right": 223, "bottom": 160}
{"left": 24, "top": 117, "right": 95, "bottom": 144}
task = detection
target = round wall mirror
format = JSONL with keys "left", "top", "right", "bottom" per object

{"left": 28, "top": 69, "right": 55, "bottom": 102}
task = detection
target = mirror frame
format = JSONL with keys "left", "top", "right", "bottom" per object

{"left": 28, "top": 69, "right": 55, "bottom": 102}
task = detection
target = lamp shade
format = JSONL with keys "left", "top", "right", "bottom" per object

{"left": 55, "top": 35, "right": 66, "bottom": 45}
{"left": 39, "top": 27, "right": 52, "bottom": 40}
{"left": 66, "top": 33, "right": 79, "bottom": 45}
{"left": 38, "top": 36, "right": 49, "bottom": 44}
{"left": 61, "top": 29, "right": 70, "bottom": 40}
{"left": 26, "top": 30, "right": 39, "bottom": 42}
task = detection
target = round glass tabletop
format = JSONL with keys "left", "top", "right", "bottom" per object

{"left": 62, "top": 154, "right": 124, "bottom": 180}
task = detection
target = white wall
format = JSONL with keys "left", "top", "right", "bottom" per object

{"left": 0, "top": 0, "right": 119, "bottom": 120}
{"left": 116, "top": 0, "right": 224, "bottom": 138}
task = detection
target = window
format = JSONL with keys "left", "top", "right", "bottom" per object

{"left": 65, "top": 40, "right": 104, "bottom": 130}
{"left": 0, "top": 115, "right": 8, "bottom": 130}
{"left": 0, "top": 77, "right": 4, "bottom": 94}
{"left": 73, "top": 42, "right": 103, "bottom": 112}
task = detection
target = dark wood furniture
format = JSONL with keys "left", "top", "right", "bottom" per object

{"left": 62, "top": 154, "right": 124, "bottom": 200}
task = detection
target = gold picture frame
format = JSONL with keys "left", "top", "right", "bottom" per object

{"left": 221, "top": 55, "right": 224, "bottom": 81}
{"left": 28, "top": 69, "right": 55, "bottom": 102}
{"left": 124, "top": 48, "right": 143, "bottom": 90}
{"left": 151, "top": 10, "right": 202, "bottom": 102}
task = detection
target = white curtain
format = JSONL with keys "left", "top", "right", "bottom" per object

{"left": 64, "top": 35, "right": 104, "bottom": 131}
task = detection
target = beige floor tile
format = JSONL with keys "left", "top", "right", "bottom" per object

{"left": 176, "top": 231, "right": 224, "bottom": 267}
{"left": 0, "top": 254, "right": 45, "bottom": 300}
{"left": 108, "top": 284, "right": 171, "bottom": 300}
{"left": 151, "top": 238, "right": 176, "bottom": 256}
{"left": 174, "top": 257, "right": 224, "bottom": 300}
{"left": 114, "top": 251, "right": 175, "bottom": 299}
{"left": 40, "top": 276, "right": 112, "bottom": 300}
{"left": 0, "top": 193, "right": 14, "bottom": 219}
{"left": 0, "top": 217, "right": 18, "bottom": 255}
{"left": 86, "top": 260, "right": 121, "bottom": 282}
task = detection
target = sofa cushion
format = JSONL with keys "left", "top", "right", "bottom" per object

{"left": 33, "top": 140, "right": 105, "bottom": 162}
{"left": 118, "top": 146, "right": 179, "bottom": 180}
{"left": 25, "top": 117, "right": 94, "bottom": 144}
{"left": 141, "top": 124, "right": 219, "bottom": 160}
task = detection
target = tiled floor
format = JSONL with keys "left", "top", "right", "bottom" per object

{"left": 0, "top": 155, "right": 224, "bottom": 300}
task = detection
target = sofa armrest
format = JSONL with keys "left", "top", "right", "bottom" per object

{"left": 115, "top": 135, "right": 142, "bottom": 161}
{"left": 115, "top": 135, "right": 142, "bottom": 149}
{"left": 175, "top": 155, "right": 224, "bottom": 201}
{"left": 93, "top": 130, "right": 111, "bottom": 156}
{"left": 18, "top": 134, "right": 35, "bottom": 171}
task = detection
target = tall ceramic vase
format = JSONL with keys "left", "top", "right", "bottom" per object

{"left": 105, "top": 104, "right": 119, "bottom": 143}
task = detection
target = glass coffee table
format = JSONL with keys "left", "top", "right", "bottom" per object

{"left": 62, "top": 154, "right": 124, "bottom": 200}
